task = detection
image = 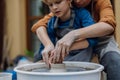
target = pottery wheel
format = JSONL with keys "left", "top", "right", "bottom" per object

{"left": 50, "top": 63, "right": 66, "bottom": 72}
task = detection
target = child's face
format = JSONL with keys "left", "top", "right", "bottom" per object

{"left": 46, "top": 0, "right": 71, "bottom": 19}
{"left": 74, "top": 0, "right": 91, "bottom": 7}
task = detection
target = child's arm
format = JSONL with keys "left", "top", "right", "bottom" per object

{"left": 36, "top": 27, "right": 54, "bottom": 47}
{"left": 36, "top": 27, "right": 54, "bottom": 65}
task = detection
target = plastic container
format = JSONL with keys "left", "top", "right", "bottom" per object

{"left": 14, "top": 61, "right": 104, "bottom": 80}
{"left": 0, "top": 72, "right": 12, "bottom": 80}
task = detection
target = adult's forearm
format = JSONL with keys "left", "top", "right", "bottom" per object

{"left": 73, "top": 22, "right": 114, "bottom": 39}
{"left": 36, "top": 27, "right": 53, "bottom": 47}
{"left": 68, "top": 22, "right": 114, "bottom": 51}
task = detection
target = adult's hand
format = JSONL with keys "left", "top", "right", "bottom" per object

{"left": 54, "top": 30, "right": 77, "bottom": 62}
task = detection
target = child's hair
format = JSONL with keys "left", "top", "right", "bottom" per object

{"left": 42, "top": 0, "right": 73, "bottom": 7}
{"left": 43, "top": 0, "right": 73, "bottom": 4}
{"left": 42, "top": 0, "right": 61, "bottom": 5}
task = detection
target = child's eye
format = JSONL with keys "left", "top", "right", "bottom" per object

{"left": 55, "top": 0, "right": 62, "bottom": 4}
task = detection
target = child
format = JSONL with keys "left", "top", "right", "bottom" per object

{"left": 38, "top": 0, "right": 97, "bottom": 63}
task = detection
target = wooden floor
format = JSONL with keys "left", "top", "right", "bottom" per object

{"left": 91, "top": 55, "right": 99, "bottom": 63}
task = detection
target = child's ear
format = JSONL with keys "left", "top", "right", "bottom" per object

{"left": 68, "top": 0, "right": 73, "bottom": 8}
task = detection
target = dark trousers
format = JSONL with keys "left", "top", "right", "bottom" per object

{"left": 95, "top": 35, "right": 120, "bottom": 80}
{"left": 100, "top": 51, "right": 120, "bottom": 80}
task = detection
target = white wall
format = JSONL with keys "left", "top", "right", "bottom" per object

{"left": 114, "top": 0, "right": 120, "bottom": 47}
{"left": 5, "top": 0, "right": 27, "bottom": 59}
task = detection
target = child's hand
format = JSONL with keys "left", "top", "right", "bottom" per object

{"left": 41, "top": 44, "right": 54, "bottom": 66}
{"left": 49, "top": 49, "right": 63, "bottom": 64}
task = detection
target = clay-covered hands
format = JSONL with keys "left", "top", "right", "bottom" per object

{"left": 41, "top": 44, "right": 54, "bottom": 65}
{"left": 49, "top": 49, "right": 63, "bottom": 64}
{"left": 39, "top": 30, "right": 77, "bottom": 65}
{"left": 49, "top": 30, "right": 78, "bottom": 63}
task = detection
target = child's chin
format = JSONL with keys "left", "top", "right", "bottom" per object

{"left": 55, "top": 15, "right": 61, "bottom": 18}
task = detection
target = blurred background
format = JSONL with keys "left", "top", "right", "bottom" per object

{"left": 0, "top": 0, "right": 120, "bottom": 72}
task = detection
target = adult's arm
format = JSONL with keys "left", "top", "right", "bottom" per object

{"left": 96, "top": 0, "right": 116, "bottom": 29}
{"left": 31, "top": 12, "right": 53, "bottom": 33}
{"left": 73, "top": 0, "right": 116, "bottom": 39}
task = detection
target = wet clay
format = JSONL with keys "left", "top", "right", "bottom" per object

{"left": 50, "top": 63, "right": 66, "bottom": 72}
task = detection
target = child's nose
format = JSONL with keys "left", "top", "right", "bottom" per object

{"left": 52, "top": 4, "right": 57, "bottom": 10}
